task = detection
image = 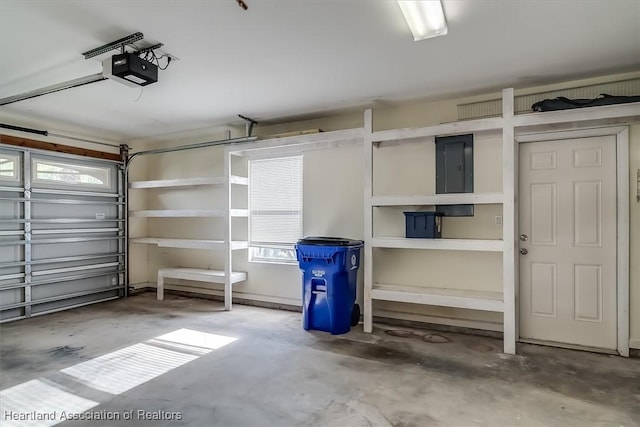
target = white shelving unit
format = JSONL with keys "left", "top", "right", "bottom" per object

{"left": 364, "top": 88, "right": 640, "bottom": 355}
{"left": 128, "top": 173, "right": 248, "bottom": 310}
{"left": 363, "top": 101, "right": 513, "bottom": 351}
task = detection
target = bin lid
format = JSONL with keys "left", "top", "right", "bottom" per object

{"left": 297, "top": 236, "right": 363, "bottom": 246}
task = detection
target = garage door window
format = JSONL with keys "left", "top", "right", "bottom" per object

{"left": 249, "top": 156, "right": 303, "bottom": 264}
{"left": 32, "top": 159, "right": 111, "bottom": 188}
{"left": 0, "top": 153, "right": 20, "bottom": 181}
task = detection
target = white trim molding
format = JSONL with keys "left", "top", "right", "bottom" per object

{"left": 616, "top": 127, "right": 630, "bottom": 357}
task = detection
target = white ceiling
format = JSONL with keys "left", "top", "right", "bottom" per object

{"left": 1, "top": 0, "right": 639, "bottom": 141}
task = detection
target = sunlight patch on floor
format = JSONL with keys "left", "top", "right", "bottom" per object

{"left": 62, "top": 329, "right": 238, "bottom": 394}
{"left": 1, "top": 329, "right": 237, "bottom": 426}
{"left": 0, "top": 379, "right": 99, "bottom": 427}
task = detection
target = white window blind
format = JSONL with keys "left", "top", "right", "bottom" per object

{"left": 249, "top": 156, "right": 303, "bottom": 263}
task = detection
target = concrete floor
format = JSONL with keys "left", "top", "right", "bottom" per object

{"left": 1, "top": 292, "right": 639, "bottom": 427}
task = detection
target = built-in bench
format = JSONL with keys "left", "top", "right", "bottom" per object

{"left": 157, "top": 268, "right": 248, "bottom": 310}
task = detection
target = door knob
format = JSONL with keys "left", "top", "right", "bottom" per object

{"left": 519, "top": 234, "right": 528, "bottom": 241}
{"left": 520, "top": 248, "right": 528, "bottom": 255}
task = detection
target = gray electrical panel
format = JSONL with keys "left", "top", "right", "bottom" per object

{"left": 435, "top": 134, "right": 474, "bottom": 216}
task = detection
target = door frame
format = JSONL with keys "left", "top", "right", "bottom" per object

{"left": 516, "top": 127, "right": 629, "bottom": 357}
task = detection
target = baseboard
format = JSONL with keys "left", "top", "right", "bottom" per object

{"left": 519, "top": 338, "right": 618, "bottom": 355}
{"left": 133, "top": 283, "right": 302, "bottom": 312}
{"left": 629, "top": 338, "right": 640, "bottom": 349}
{"left": 129, "top": 282, "right": 154, "bottom": 293}
{"left": 131, "top": 283, "right": 503, "bottom": 335}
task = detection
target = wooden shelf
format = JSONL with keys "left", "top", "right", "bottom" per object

{"left": 372, "top": 284, "right": 503, "bottom": 312}
{"left": 371, "top": 116, "right": 503, "bottom": 143}
{"left": 371, "top": 237, "right": 504, "bottom": 252}
{"left": 129, "top": 175, "right": 248, "bottom": 189}
{"left": 371, "top": 192, "right": 503, "bottom": 206}
{"left": 131, "top": 237, "right": 248, "bottom": 250}
{"left": 129, "top": 209, "right": 248, "bottom": 218}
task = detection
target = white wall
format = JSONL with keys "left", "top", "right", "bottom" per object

{"left": 3, "top": 71, "right": 636, "bottom": 346}
{"left": 128, "top": 72, "right": 639, "bottom": 344}
{"left": 127, "top": 139, "right": 364, "bottom": 306}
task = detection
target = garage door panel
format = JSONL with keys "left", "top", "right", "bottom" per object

{"left": 0, "top": 246, "right": 22, "bottom": 264}
{"left": 0, "top": 223, "right": 22, "bottom": 233}
{"left": 1, "top": 307, "right": 23, "bottom": 321}
{"left": 0, "top": 148, "right": 124, "bottom": 322}
{"left": 32, "top": 240, "right": 120, "bottom": 259}
{"left": 31, "top": 289, "right": 120, "bottom": 315}
{"left": 0, "top": 286, "right": 23, "bottom": 300}
{"left": 0, "top": 266, "right": 23, "bottom": 279}
{"left": 0, "top": 200, "right": 23, "bottom": 220}
{"left": 0, "top": 283, "right": 24, "bottom": 320}
{"left": 31, "top": 203, "right": 118, "bottom": 220}
{"left": 32, "top": 262, "right": 120, "bottom": 279}
{"left": 32, "top": 274, "right": 118, "bottom": 299}
{"left": 30, "top": 219, "right": 120, "bottom": 231}
{"left": 0, "top": 198, "right": 22, "bottom": 232}
{"left": 31, "top": 231, "right": 119, "bottom": 241}
{"left": 30, "top": 256, "right": 120, "bottom": 274}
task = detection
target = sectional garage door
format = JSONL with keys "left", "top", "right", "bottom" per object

{"left": 0, "top": 146, "right": 125, "bottom": 322}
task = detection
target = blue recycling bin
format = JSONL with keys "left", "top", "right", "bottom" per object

{"left": 295, "top": 237, "right": 364, "bottom": 335}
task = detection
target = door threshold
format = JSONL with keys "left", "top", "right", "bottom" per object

{"left": 519, "top": 338, "right": 618, "bottom": 355}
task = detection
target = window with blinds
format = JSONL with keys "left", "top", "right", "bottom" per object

{"left": 249, "top": 155, "right": 303, "bottom": 264}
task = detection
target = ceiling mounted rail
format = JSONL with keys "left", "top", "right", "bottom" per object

{"left": 82, "top": 32, "right": 144, "bottom": 59}
{"left": 0, "top": 73, "right": 106, "bottom": 107}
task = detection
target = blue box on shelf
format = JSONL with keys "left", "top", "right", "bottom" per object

{"left": 403, "top": 211, "right": 443, "bottom": 238}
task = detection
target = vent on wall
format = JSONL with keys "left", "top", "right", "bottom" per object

{"left": 457, "top": 79, "right": 640, "bottom": 120}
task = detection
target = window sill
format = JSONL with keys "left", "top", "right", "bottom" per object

{"left": 249, "top": 259, "right": 298, "bottom": 266}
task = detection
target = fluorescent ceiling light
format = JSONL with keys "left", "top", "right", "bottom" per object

{"left": 397, "top": 0, "right": 448, "bottom": 41}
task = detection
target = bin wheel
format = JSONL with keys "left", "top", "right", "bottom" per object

{"left": 351, "top": 303, "right": 361, "bottom": 327}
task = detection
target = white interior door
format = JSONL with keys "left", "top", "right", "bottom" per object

{"left": 519, "top": 135, "right": 617, "bottom": 350}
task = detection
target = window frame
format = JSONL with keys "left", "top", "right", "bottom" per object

{"left": 248, "top": 155, "right": 303, "bottom": 265}
{"left": 31, "top": 158, "right": 112, "bottom": 189}
{"left": 0, "top": 153, "right": 21, "bottom": 182}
